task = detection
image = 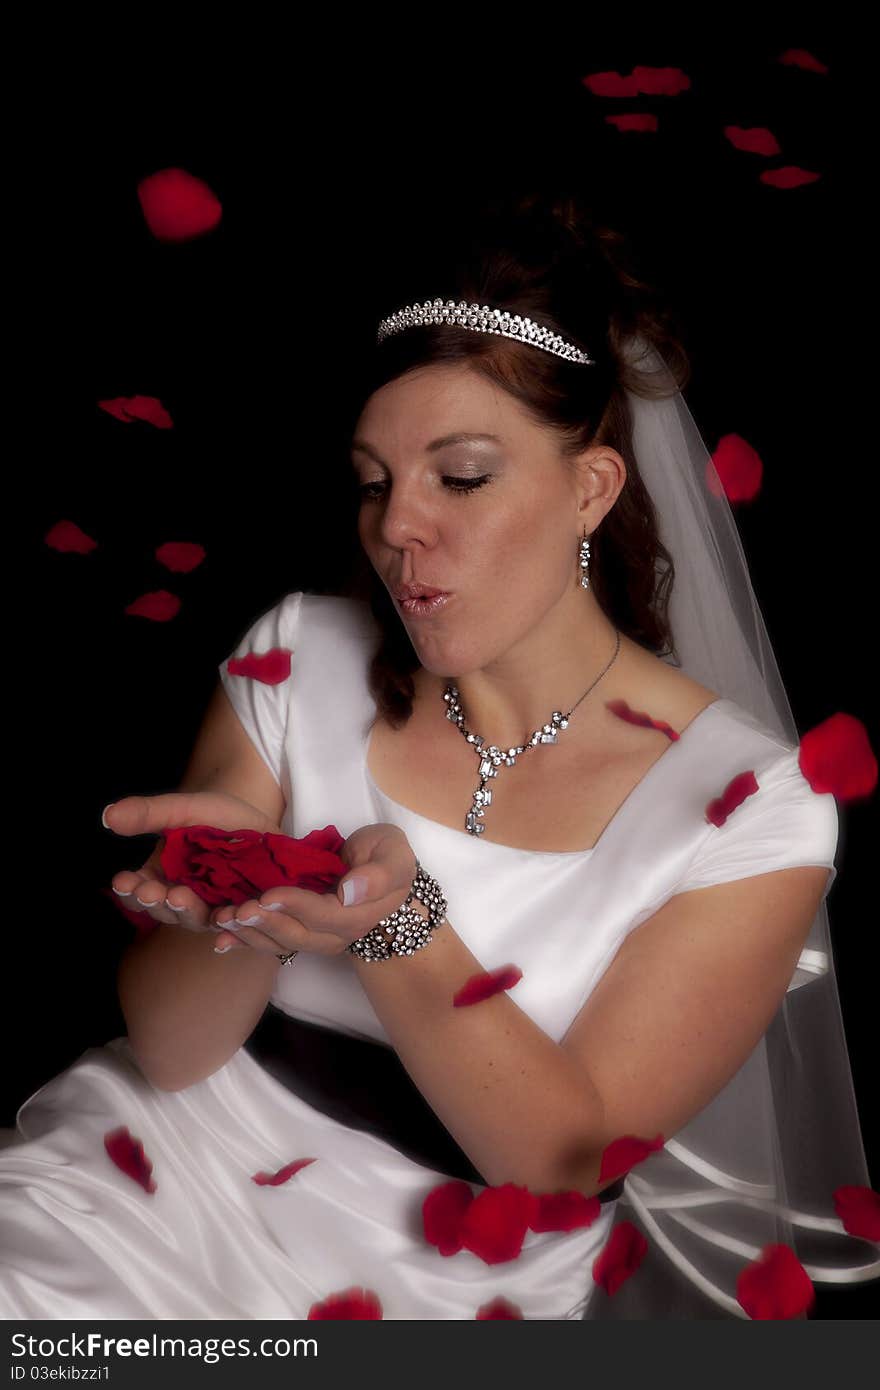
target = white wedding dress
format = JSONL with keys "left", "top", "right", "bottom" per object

{"left": 0, "top": 591, "right": 838, "bottom": 1320}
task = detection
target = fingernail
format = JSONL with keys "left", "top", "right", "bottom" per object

{"left": 168, "top": 903, "right": 187, "bottom": 913}
{"left": 213, "top": 944, "right": 233, "bottom": 954}
{"left": 101, "top": 803, "right": 116, "bottom": 830}
{"left": 112, "top": 887, "right": 132, "bottom": 898}
{"left": 341, "top": 875, "right": 368, "bottom": 907}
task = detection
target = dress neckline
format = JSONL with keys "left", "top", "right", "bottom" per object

{"left": 362, "top": 697, "right": 731, "bottom": 859}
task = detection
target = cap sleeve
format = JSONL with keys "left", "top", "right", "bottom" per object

{"left": 676, "top": 745, "right": 839, "bottom": 900}
{"left": 217, "top": 590, "right": 304, "bottom": 788}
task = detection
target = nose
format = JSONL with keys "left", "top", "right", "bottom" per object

{"left": 372, "top": 479, "right": 440, "bottom": 551}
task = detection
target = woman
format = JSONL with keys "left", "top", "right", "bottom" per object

{"left": 0, "top": 192, "right": 873, "bottom": 1320}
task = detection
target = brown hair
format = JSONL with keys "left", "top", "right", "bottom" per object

{"left": 336, "top": 189, "right": 691, "bottom": 731}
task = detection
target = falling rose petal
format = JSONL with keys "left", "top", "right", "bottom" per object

{"left": 104, "top": 1126, "right": 157, "bottom": 1194}
{"left": 44, "top": 520, "right": 98, "bottom": 555}
{"left": 724, "top": 126, "right": 782, "bottom": 156}
{"left": 529, "top": 1190, "right": 602, "bottom": 1233}
{"left": 705, "top": 769, "right": 760, "bottom": 829}
{"left": 736, "top": 1243, "right": 815, "bottom": 1320}
{"left": 778, "top": 48, "right": 829, "bottom": 74}
{"left": 252, "top": 1157, "right": 316, "bottom": 1186}
{"left": 423, "top": 1180, "right": 475, "bottom": 1256}
{"left": 592, "top": 1221, "right": 648, "bottom": 1295}
{"left": 833, "top": 1185, "right": 880, "bottom": 1241}
{"left": 606, "top": 699, "right": 679, "bottom": 741}
{"left": 226, "top": 647, "right": 292, "bottom": 686}
{"left": 632, "top": 65, "right": 691, "bottom": 95}
{"left": 582, "top": 65, "right": 690, "bottom": 97}
{"left": 136, "top": 168, "right": 223, "bottom": 243}
{"left": 97, "top": 395, "right": 174, "bottom": 428}
{"left": 708, "top": 433, "right": 763, "bottom": 503}
{"left": 476, "top": 1296, "right": 523, "bottom": 1319}
{"left": 308, "top": 1287, "right": 383, "bottom": 1319}
{"left": 760, "top": 167, "right": 822, "bottom": 189}
{"left": 124, "top": 591, "right": 182, "bottom": 623}
{"left": 459, "top": 1184, "right": 541, "bottom": 1265}
{"left": 599, "top": 1133, "right": 665, "bottom": 1184}
{"left": 605, "top": 113, "right": 658, "bottom": 132}
{"left": 798, "top": 715, "right": 877, "bottom": 801}
{"left": 582, "top": 70, "right": 641, "bottom": 98}
{"left": 453, "top": 964, "right": 523, "bottom": 1007}
{"left": 155, "top": 541, "right": 206, "bottom": 574}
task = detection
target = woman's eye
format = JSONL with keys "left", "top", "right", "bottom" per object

{"left": 357, "top": 475, "right": 492, "bottom": 501}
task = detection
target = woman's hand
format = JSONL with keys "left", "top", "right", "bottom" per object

{"left": 209, "top": 822, "right": 419, "bottom": 956}
{"left": 106, "top": 791, "right": 283, "bottom": 935}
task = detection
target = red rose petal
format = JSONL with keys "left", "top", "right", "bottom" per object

{"left": 252, "top": 1157, "right": 316, "bottom": 1186}
{"left": 778, "top": 48, "right": 828, "bottom": 74}
{"left": 423, "top": 1180, "right": 475, "bottom": 1256}
{"left": 136, "top": 168, "right": 223, "bottom": 243}
{"left": 226, "top": 647, "right": 292, "bottom": 686}
{"left": 159, "top": 824, "right": 347, "bottom": 909}
{"left": 705, "top": 769, "right": 760, "bottom": 828}
{"left": 592, "top": 1220, "right": 648, "bottom": 1295}
{"left": 97, "top": 395, "right": 174, "bottom": 428}
{"left": 459, "top": 1184, "right": 540, "bottom": 1265}
{"left": 724, "top": 126, "right": 782, "bottom": 156}
{"left": 760, "top": 167, "right": 822, "bottom": 189}
{"left": 833, "top": 1185, "right": 880, "bottom": 1241}
{"left": 308, "top": 1287, "right": 383, "bottom": 1320}
{"left": 476, "top": 1296, "right": 523, "bottom": 1319}
{"left": 606, "top": 114, "right": 658, "bottom": 132}
{"left": 582, "top": 66, "right": 690, "bottom": 97}
{"left": 798, "top": 715, "right": 877, "bottom": 800}
{"left": 606, "top": 699, "right": 679, "bottom": 741}
{"left": 453, "top": 965, "right": 523, "bottom": 1007}
{"left": 124, "top": 591, "right": 182, "bottom": 623}
{"left": 44, "top": 520, "right": 99, "bottom": 554}
{"left": 599, "top": 1133, "right": 665, "bottom": 1184}
{"left": 104, "top": 1126, "right": 157, "bottom": 1194}
{"left": 708, "top": 433, "right": 763, "bottom": 503}
{"left": 736, "top": 1243, "right": 815, "bottom": 1320}
{"left": 529, "top": 1190, "right": 602, "bottom": 1233}
{"left": 155, "top": 541, "right": 206, "bottom": 574}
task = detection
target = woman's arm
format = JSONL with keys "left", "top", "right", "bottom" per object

{"left": 350, "top": 920, "right": 611, "bottom": 1197}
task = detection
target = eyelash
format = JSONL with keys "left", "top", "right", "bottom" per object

{"left": 357, "top": 475, "right": 493, "bottom": 501}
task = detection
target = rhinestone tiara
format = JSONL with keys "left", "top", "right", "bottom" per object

{"left": 376, "top": 298, "right": 595, "bottom": 366}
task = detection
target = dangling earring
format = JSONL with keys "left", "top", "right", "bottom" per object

{"left": 578, "top": 527, "right": 591, "bottom": 590}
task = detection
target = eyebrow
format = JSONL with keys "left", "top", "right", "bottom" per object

{"left": 350, "top": 432, "right": 503, "bottom": 466}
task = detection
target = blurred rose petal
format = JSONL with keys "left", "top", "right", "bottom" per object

{"left": 606, "top": 113, "right": 658, "bottom": 132}
{"left": 760, "top": 167, "right": 822, "bottom": 189}
{"left": 226, "top": 647, "right": 292, "bottom": 686}
{"left": 124, "top": 591, "right": 182, "bottom": 623}
{"left": 104, "top": 1126, "right": 157, "bottom": 1194}
{"left": 137, "top": 168, "right": 223, "bottom": 242}
{"left": 453, "top": 965, "right": 523, "bottom": 1007}
{"left": 308, "top": 1287, "right": 383, "bottom": 1319}
{"left": 97, "top": 396, "right": 174, "bottom": 428}
{"left": 737, "top": 1243, "right": 815, "bottom": 1319}
{"left": 724, "top": 126, "right": 782, "bottom": 156}
{"left": 476, "top": 1296, "right": 523, "bottom": 1319}
{"left": 423, "top": 1180, "right": 475, "bottom": 1256}
{"left": 778, "top": 49, "right": 828, "bottom": 74}
{"left": 709, "top": 433, "right": 763, "bottom": 502}
{"left": 705, "top": 769, "right": 760, "bottom": 828}
{"left": 44, "top": 520, "right": 98, "bottom": 554}
{"left": 156, "top": 541, "right": 206, "bottom": 574}
{"left": 599, "top": 1133, "right": 665, "bottom": 1183}
{"left": 252, "top": 1158, "right": 316, "bottom": 1186}
{"left": 593, "top": 1220, "right": 648, "bottom": 1295}
{"left": 833, "top": 1185, "right": 880, "bottom": 1241}
{"left": 798, "top": 715, "right": 877, "bottom": 801}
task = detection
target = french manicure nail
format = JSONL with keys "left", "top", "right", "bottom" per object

{"left": 101, "top": 803, "right": 116, "bottom": 830}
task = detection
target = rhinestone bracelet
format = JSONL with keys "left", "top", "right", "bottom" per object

{"left": 346, "top": 860, "right": 448, "bottom": 962}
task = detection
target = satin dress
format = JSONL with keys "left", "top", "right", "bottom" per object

{"left": 0, "top": 591, "right": 838, "bottom": 1320}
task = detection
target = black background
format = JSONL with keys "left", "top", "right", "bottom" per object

{"left": 7, "top": 34, "right": 876, "bottom": 1319}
